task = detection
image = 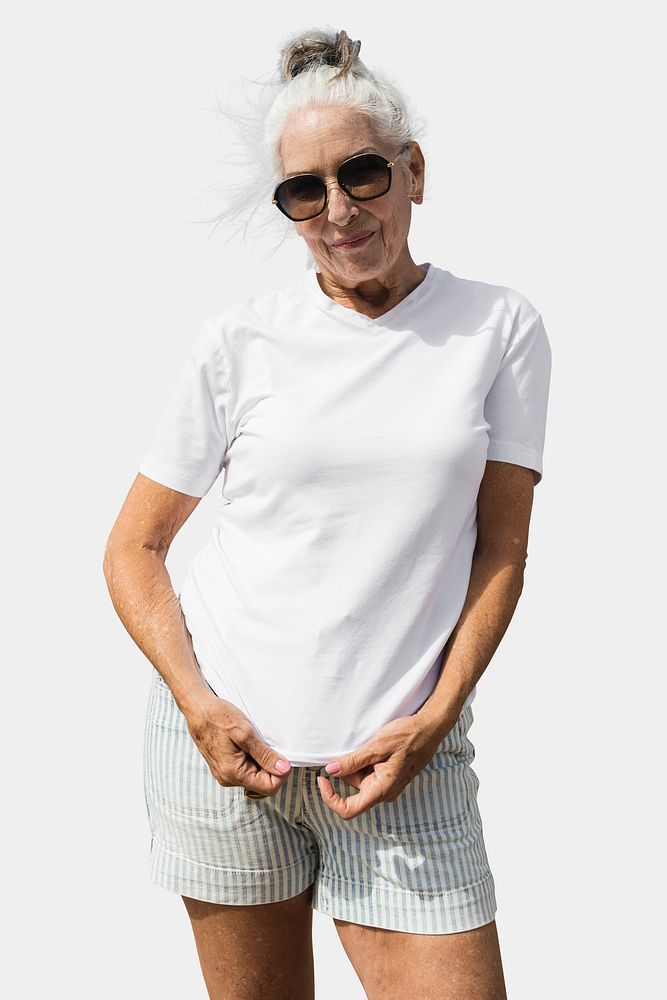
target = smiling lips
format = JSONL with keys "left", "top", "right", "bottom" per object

{"left": 332, "top": 231, "right": 376, "bottom": 249}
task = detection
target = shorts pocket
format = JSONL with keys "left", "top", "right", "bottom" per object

{"left": 150, "top": 671, "right": 187, "bottom": 729}
{"left": 368, "top": 709, "right": 476, "bottom": 840}
{"left": 429, "top": 707, "right": 476, "bottom": 769}
{"left": 144, "top": 670, "right": 240, "bottom": 822}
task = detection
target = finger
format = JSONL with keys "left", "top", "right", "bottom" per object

{"left": 236, "top": 755, "right": 291, "bottom": 797}
{"left": 192, "top": 724, "right": 290, "bottom": 798}
{"left": 317, "top": 773, "right": 383, "bottom": 820}
{"left": 332, "top": 764, "right": 374, "bottom": 791}
{"left": 324, "top": 744, "right": 382, "bottom": 779}
{"left": 241, "top": 732, "right": 292, "bottom": 779}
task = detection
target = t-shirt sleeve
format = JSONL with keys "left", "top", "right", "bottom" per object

{"left": 138, "top": 318, "right": 230, "bottom": 497}
{"left": 484, "top": 304, "right": 552, "bottom": 485}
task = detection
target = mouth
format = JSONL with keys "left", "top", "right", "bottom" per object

{"left": 331, "top": 231, "right": 376, "bottom": 250}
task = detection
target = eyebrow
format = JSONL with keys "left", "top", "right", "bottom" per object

{"left": 284, "top": 146, "right": 380, "bottom": 180}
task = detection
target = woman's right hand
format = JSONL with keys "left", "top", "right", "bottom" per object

{"left": 184, "top": 695, "right": 292, "bottom": 798}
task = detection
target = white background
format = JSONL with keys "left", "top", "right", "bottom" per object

{"left": 3, "top": 2, "right": 664, "bottom": 997}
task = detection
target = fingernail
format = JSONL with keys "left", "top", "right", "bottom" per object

{"left": 276, "top": 759, "right": 291, "bottom": 774}
{"left": 325, "top": 761, "right": 341, "bottom": 775}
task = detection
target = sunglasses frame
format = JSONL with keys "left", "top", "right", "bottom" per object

{"left": 272, "top": 143, "right": 411, "bottom": 222}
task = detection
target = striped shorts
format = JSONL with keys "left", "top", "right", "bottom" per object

{"left": 143, "top": 668, "right": 497, "bottom": 935}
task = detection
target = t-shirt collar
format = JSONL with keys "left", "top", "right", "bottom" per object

{"left": 301, "top": 261, "right": 436, "bottom": 329}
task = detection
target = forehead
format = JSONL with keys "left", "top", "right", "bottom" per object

{"left": 279, "top": 106, "right": 385, "bottom": 175}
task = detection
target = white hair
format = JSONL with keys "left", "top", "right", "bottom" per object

{"left": 192, "top": 27, "right": 427, "bottom": 269}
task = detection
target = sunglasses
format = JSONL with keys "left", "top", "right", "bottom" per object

{"left": 272, "top": 143, "right": 410, "bottom": 222}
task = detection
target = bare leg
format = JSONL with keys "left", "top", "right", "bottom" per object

{"left": 182, "top": 884, "right": 315, "bottom": 1000}
{"left": 334, "top": 916, "right": 507, "bottom": 1000}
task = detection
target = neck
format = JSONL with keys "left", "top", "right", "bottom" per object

{"left": 315, "top": 256, "right": 427, "bottom": 319}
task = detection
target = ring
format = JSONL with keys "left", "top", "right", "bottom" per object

{"left": 244, "top": 788, "right": 268, "bottom": 799}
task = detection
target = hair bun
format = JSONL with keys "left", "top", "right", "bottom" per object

{"left": 280, "top": 28, "right": 362, "bottom": 84}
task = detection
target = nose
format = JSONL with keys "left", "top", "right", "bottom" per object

{"left": 326, "top": 184, "right": 359, "bottom": 226}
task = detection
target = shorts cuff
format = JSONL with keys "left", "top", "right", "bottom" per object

{"left": 148, "top": 836, "right": 319, "bottom": 905}
{"left": 311, "top": 869, "right": 497, "bottom": 934}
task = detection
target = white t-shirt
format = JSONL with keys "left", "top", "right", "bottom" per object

{"left": 138, "top": 262, "right": 552, "bottom": 765}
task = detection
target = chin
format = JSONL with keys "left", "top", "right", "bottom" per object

{"left": 338, "top": 260, "right": 384, "bottom": 278}
{"left": 327, "top": 251, "right": 383, "bottom": 272}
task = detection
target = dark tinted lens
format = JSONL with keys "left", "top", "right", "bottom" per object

{"left": 339, "top": 154, "right": 390, "bottom": 198}
{"left": 277, "top": 174, "right": 326, "bottom": 220}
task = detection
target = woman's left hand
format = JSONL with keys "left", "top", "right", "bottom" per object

{"left": 317, "top": 714, "right": 449, "bottom": 821}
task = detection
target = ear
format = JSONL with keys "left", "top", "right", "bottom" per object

{"left": 405, "top": 141, "right": 425, "bottom": 205}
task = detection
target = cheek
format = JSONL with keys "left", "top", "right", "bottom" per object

{"left": 378, "top": 205, "right": 408, "bottom": 245}
{"left": 299, "top": 227, "right": 329, "bottom": 258}
{"left": 389, "top": 189, "right": 412, "bottom": 226}
{"left": 297, "top": 218, "right": 325, "bottom": 240}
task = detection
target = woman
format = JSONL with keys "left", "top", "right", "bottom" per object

{"left": 104, "top": 28, "right": 551, "bottom": 1000}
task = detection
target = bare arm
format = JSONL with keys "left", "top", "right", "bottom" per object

{"left": 102, "top": 472, "right": 217, "bottom": 718}
{"left": 103, "top": 472, "right": 293, "bottom": 793}
{"left": 315, "top": 460, "right": 540, "bottom": 819}
{"left": 414, "top": 459, "right": 537, "bottom": 742}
